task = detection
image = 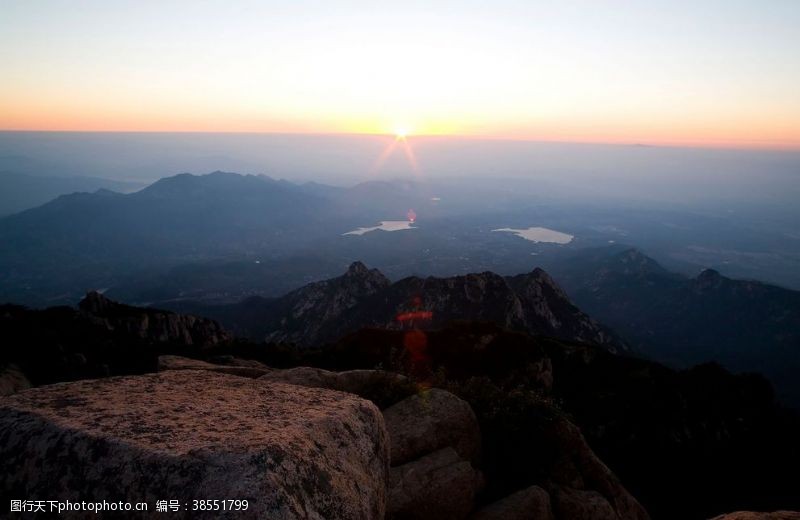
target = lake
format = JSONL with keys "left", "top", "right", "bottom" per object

{"left": 343, "top": 221, "right": 417, "bottom": 236}
{"left": 492, "top": 226, "right": 573, "bottom": 244}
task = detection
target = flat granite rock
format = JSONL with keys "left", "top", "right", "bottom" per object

{"left": 158, "top": 354, "right": 272, "bottom": 378}
{"left": 0, "top": 370, "right": 389, "bottom": 519}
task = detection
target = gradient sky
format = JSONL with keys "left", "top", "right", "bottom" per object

{"left": 1, "top": 0, "right": 799, "bottom": 148}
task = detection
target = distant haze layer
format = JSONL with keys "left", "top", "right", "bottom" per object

{"left": 1, "top": 132, "right": 799, "bottom": 211}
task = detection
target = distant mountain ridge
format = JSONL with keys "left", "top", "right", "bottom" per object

{"left": 0, "top": 172, "right": 346, "bottom": 305}
{"left": 0, "top": 170, "right": 142, "bottom": 216}
{"left": 177, "top": 261, "right": 628, "bottom": 353}
{"left": 0, "top": 171, "right": 442, "bottom": 306}
{"left": 546, "top": 246, "right": 800, "bottom": 406}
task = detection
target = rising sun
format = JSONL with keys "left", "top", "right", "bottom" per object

{"left": 394, "top": 128, "right": 408, "bottom": 140}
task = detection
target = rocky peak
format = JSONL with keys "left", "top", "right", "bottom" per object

{"left": 78, "top": 290, "right": 114, "bottom": 314}
{"left": 507, "top": 268, "right": 627, "bottom": 353}
{"left": 527, "top": 267, "right": 570, "bottom": 299}
{"left": 79, "top": 291, "right": 231, "bottom": 346}
{"left": 610, "top": 248, "right": 667, "bottom": 276}
{"left": 698, "top": 268, "right": 723, "bottom": 280}
{"left": 260, "top": 262, "right": 627, "bottom": 352}
{"left": 694, "top": 268, "right": 727, "bottom": 291}
{"left": 345, "top": 261, "right": 387, "bottom": 281}
{"left": 340, "top": 262, "right": 391, "bottom": 292}
{"left": 619, "top": 248, "right": 649, "bottom": 263}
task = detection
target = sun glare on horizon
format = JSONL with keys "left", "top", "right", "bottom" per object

{"left": 0, "top": 2, "right": 799, "bottom": 149}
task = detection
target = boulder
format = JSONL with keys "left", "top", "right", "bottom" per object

{"left": 388, "top": 447, "right": 483, "bottom": 520}
{"left": 545, "top": 418, "right": 650, "bottom": 520}
{"left": 470, "top": 485, "right": 554, "bottom": 520}
{"left": 382, "top": 388, "right": 481, "bottom": 465}
{"left": 260, "top": 367, "right": 415, "bottom": 408}
{"left": 710, "top": 513, "right": 800, "bottom": 520}
{"left": 157, "top": 355, "right": 271, "bottom": 378}
{"left": 0, "top": 370, "right": 389, "bottom": 519}
{"left": 551, "top": 488, "right": 619, "bottom": 520}
{"left": 0, "top": 364, "right": 31, "bottom": 396}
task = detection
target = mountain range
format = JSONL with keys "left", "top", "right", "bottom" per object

{"left": 2, "top": 170, "right": 799, "bottom": 408}
{"left": 170, "top": 251, "right": 800, "bottom": 408}
{"left": 0, "top": 170, "right": 143, "bottom": 216}
{"left": 169, "top": 261, "right": 626, "bottom": 353}
{"left": 0, "top": 171, "right": 446, "bottom": 306}
{"left": 544, "top": 246, "right": 800, "bottom": 406}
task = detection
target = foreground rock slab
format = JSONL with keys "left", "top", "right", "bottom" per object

{"left": 0, "top": 370, "right": 388, "bottom": 519}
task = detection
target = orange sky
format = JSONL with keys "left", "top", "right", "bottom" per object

{"left": 2, "top": 1, "right": 799, "bottom": 150}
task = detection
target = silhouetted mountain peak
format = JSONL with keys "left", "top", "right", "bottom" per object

{"left": 609, "top": 248, "right": 669, "bottom": 276}
{"left": 78, "top": 291, "right": 230, "bottom": 345}
{"left": 79, "top": 290, "right": 114, "bottom": 314}
{"left": 530, "top": 266, "right": 559, "bottom": 284}
{"left": 137, "top": 171, "right": 285, "bottom": 196}
{"left": 93, "top": 188, "right": 122, "bottom": 197}
{"left": 619, "top": 248, "right": 649, "bottom": 263}
{"left": 695, "top": 268, "right": 727, "bottom": 290}
{"left": 346, "top": 261, "right": 370, "bottom": 276}
{"left": 343, "top": 261, "right": 391, "bottom": 286}
{"left": 515, "top": 267, "right": 570, "bottom": 301}
{"left": 698, "top": 268, "right": 722, "bottom": 279}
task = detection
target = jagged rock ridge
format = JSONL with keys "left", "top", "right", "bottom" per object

{"left": 206, "top": 262, "right": 626, "bottom": 352}
{"left": 80, "top": 291, "right": 231, "bottom": 346}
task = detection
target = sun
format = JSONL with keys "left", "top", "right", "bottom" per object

{"left": 394, "top": 128, "right": 408, "bottom": 140}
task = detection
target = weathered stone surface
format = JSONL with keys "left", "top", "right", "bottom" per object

{"left": 545, "top": 418, "right": 650, "bottom": 520}
{"left": 207, "top": 355, "right": 271, "bottom": 369}
{"left": 710, "top": 513, "right": 800, "bottom": 520}
{"left": 157, "top": 354, "right": 271, "bottom": 378}
{"left": 259, "top": 366, "right": 342, "bottom": 388}
{"left": 470, "top": 485, "right": 554, "bottom": 520}
{"left": 0, "top": 364, "right": 31, "bottom": 396}
{"left": 259, "top": 367, "right": 414, "bottom": 408}
{"left": 552, "top": 488, "right": 618, "bottom": 520}
{"left": 388, "top": 447, "right": 483, "bottom": 520}
{"left": 0, "top": 370, "right": 389, "bottom": 519}
{"left": 383, "top": 388, "right": 481, "bottom": 465}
